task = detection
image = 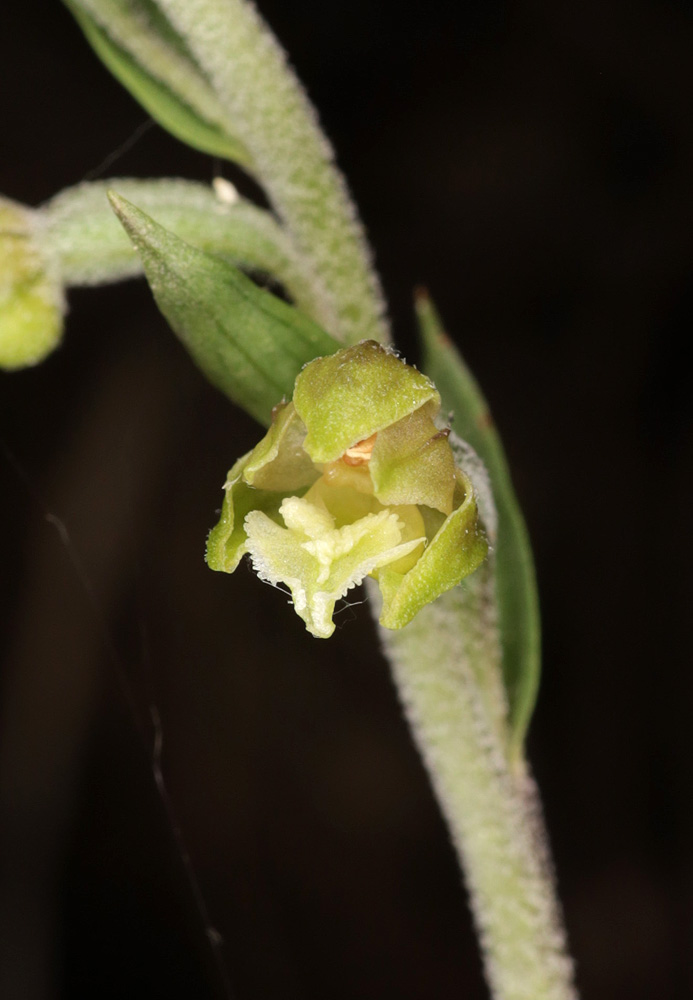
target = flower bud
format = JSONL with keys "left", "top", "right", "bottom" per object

{"left": 207, "top": 340, "right": 488, "bottom": 638}
{"left": 1, "top": 196, "right": 64, "bottom": 369}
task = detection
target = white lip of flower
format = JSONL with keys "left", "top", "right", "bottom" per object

{"left": 206, "top": 340, "right": 488, "bottom": 638}
{"left": 245, "top": 494, "right": 425, "bottom": 638}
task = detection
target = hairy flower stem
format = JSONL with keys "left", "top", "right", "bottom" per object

{"left": 155, "top": 0, "right": 389, "bottom": 346}
{"left": 39, "top": 178, "right": 322, "bottom": 318}
{"left": 376, "top": 584, "right": 578, "bottom": 1000}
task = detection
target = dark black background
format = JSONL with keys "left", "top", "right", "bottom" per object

{"left": 1, "top": 1, "right": 692, "bottom": 998}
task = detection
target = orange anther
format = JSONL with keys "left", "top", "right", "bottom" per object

{"left": 342, "top": 432, "right": 377, "bottom": 466}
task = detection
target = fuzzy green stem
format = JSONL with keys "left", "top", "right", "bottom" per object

{"left": 66, "top": 0, "right": 254, "bottom": 165}
{"left": 376, "top": 582, "right": 578, "bottom": 1000}
{"left": 39, "top": 178, "right": 324, "bottom": 320}
{"left": 154, "top": 0, "right": 389, "bottom": 346}
{"left": 417, "top": 291, "right": 541, "bottom": 761}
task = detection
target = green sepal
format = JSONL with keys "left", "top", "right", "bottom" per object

{"left": 206, "top": 404, "right": 319, "bottom": 573}
{"left": 206, "top": 453, "right": 297, "bottom": 573}
{"left": 108, "top": 192, "right": 340, "bottom": 425}
{"left": 416, "top": 290, "right": 540, "bottom": 760}
{"left": 370, "top": 404, "right": 455, "bottom": 515}
{"left": 378, "top": 470, "right": 487, "bottom": 629}
{"left": 293, "top": 340, "right": 439, "bottom": 462}
{"left": 65, "top": 1, "right": 253, "bottom": 168}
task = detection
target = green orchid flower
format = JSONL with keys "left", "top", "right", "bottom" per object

{"left": 206, "top": 340, "right": 488, "bottom": 638}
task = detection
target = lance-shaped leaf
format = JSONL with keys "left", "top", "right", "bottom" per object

{"left": 108, "top": 192, "right": 339, "bottom": 424}
{"left": 65, "top": 0, "right": 252, "bottom": 167}
{"left": 416, "top": 290, "right": 541, "bottom": 761}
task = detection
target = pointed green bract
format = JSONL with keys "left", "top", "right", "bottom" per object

{"left": 416, "top": 290, "right": 541, "bottom": 760}
{"left": 293, "top": 341, "right": 439, "bottom": 463}
{"left": 40, "top": 178, "right": 328, "bottom": 326}
{"left": 108, "top": 192, "right": 340, "bottom": 424}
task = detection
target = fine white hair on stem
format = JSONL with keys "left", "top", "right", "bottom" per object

{"left": 374, "top": 580, "right": 578, "bottom": 1000}
{"left": 155, "top": 0, "right": 390, "bottom": 346}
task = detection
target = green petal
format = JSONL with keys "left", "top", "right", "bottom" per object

{"left": 370, "top": 404, "right": 456, "bottom": 514}
{"left": 293, "top": 340, "right": 440, "bottom": 463}
{"left": 378, "top": 471, "right": 488, "bottom": 630}
{"left": 243, "top": 402, "right": 319, "bottom": 491}
{"left": 206, "top": 454, "right": 295, "bottom": 573}
{"left": 303, "top": 475, "right": 382, "bottom": 527}
{"left": 245, "top": 497, "right": 424, "bottom": 638}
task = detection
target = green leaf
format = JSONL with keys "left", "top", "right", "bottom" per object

{"left": 65, "top": 0, "right": 252, "bottom": 167}
{"left": 108, "top": 192, "right": 339, "bottom": 425}
{"left": 416, "top": 290, "right": 541, "bottom": 761}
